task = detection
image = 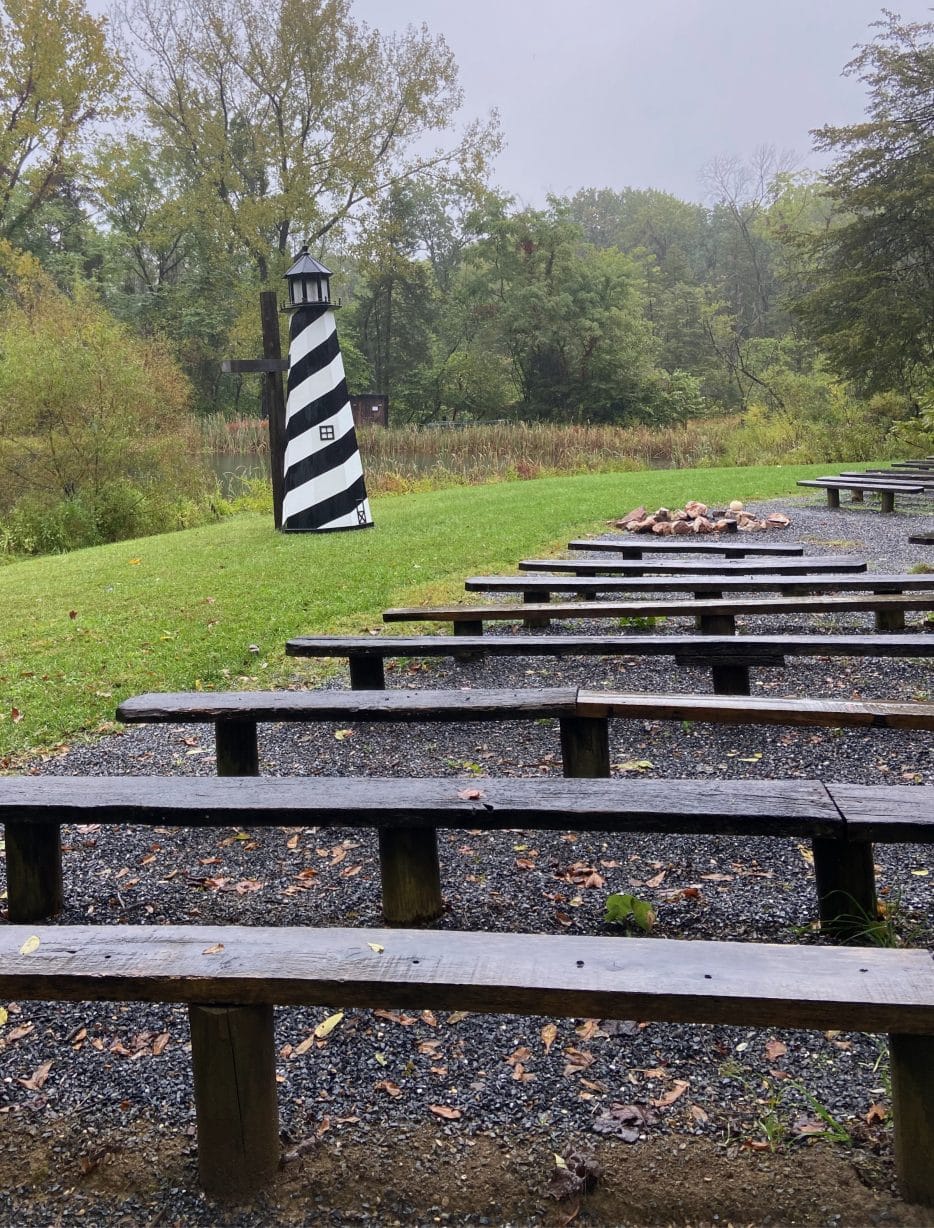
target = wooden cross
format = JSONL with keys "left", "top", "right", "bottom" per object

{"left": 220, "top": 291, "right": 288, "bottom": 529}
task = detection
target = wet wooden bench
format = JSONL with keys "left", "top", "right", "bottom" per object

{"left": 105, "top": 687, "right": 934, "bottom": 934}
{"left": 2, "top": 923, "right": 933, "bottom": 1205}
{"left": 286, "top": 630, "right": 934, "bottom": 698}
{"left": 566, "top": 537, "right": 804, "bottom": 558}
{"left": 4, "top": 771, "right": 932, "bottom": 940}
{"left": 516, "top": 554, "right": 867, "bottom": 577}
{"left": 382, "top": 592, "right": 934, "bottom": 636}
{"left": 796, "top": 478, "right": 924, "bottom": 513}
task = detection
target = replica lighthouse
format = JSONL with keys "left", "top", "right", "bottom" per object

{"left": 281, "top": 247, "right": 374, "bottom": 532}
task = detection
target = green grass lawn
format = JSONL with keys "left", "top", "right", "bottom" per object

{"left": 0, "top": 463, "right": 831, "bottom": 761}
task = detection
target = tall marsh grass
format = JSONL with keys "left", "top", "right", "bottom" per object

{"left": 200, "top": 414, "right": 933, "bottom": 494}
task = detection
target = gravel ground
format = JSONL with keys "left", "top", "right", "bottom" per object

{"left": 1, "top": 493, "right": 934, "bottom": 1227}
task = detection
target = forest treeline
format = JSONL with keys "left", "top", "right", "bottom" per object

{"left": 0, "top": 0, "right": 931, "bottom": 552}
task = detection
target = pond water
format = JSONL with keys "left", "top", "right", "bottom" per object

{"left": 208, "top": 451, "right": 270, "bottom": 496}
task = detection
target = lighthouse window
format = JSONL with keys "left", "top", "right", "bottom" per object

{"left": 319, "top": 424, "right": 335, "bottom": 441}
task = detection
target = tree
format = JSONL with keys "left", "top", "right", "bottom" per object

{"left": 0, "top": 0, "right": 121, "bottom": 243}
{"left": 463, "top": 208, "right": 660, "bottom": 423}
{"left": 0, "top": 250, "right": 198, "bottom": 518}
{"left": 113, "top": 0, "right": 500, "bottom": 282}
{"left": 791, "top": 12, "right": 934, "bottom": 404}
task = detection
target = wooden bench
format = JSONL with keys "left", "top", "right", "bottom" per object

{"left": 517, "top": 554, "right": 867, "bottom": 576}
{"left": 2, "top": 923, "right": 933, "bottom": 1205}
{"left": 841, "top": 470, "right": 934, "bottom": 487}
{"left": 4, "top": 772, "right": 932, "bottom": 939}
{"left": 565, "top": 537, "right": 804, "bottom": 558}
{"left": 286, "top": 630, "right": 934, "bottom": 698}
{"left": 382, "top": 592, "right": 934, "bottom": 635}
{"left": 108, "top": 686, "right": 934, "bottom": 936}
{"left": 797, "top": 479, "right": 924, "bottom": 513}
{"left": 465, "top": 571, "right": 934, "bottom": 602}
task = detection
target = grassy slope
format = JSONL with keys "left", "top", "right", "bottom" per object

{"left": 0, "top": 464, "right": 829, "bottom": 759}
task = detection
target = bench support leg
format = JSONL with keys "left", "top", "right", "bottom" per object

{"left": 697, "top": 614, "right": 736, "bottom": 635}
{"left": 5, "top": 821, "right": 63, "bottom": 922}
{"left": 189, "top": 1003, "right": 279, "bottom": 1200}
{"left": 710, "top": 665, "right": 751, "bottom": 695}
{"left": 215, "top": 719, "right": 259, "bottom": 776}
{"left": 453, "top": 620, "right": 484, "bottom": 663}
{"left": 379, "top": 827, "right": 443, "bottom": 924}
{"left": 811, "top": 837, "right": 878, "bottom": 944}
{"left": 875, "top": 607, "right": 906, "bottom": 632}
{"left": 522, "top": 591, "right": 550, "bottom": 630}
{"left": 560, "top": 716, "right": 610, "bottom": 778}
{"left": 826, "top": 489, "right": 841, "bottom": 509}
{"left": 349, "top": 655, "right": 386, "bottom": 690}
{"left": 851, "top": 488, "right": 865, "bottom": 503}
{"left": 890, "top": 1033, "right": 934, "bottom": 1207}
{"left": 881, "top": 490, "right": 895, "bottom": 514}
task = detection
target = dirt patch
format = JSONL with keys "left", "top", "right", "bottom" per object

{"left": 0, "top": 1115, "right": 928, "bottom": 1226}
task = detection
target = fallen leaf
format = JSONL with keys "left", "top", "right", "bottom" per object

{"left": 616, "top": 759, "right": 654, "bottom": 773}
{"left": 151, "top": 1032, "right": 170, "bottom": 1056}
{"left": 373, "top": 1009, "right": 415, "bottom": 1026}
{"left": 202, "top": 943, "right": 224, "bottom": 955}
{"left": 313, "top": 1011, "right": 344, "bottom": 1039}
{"left": 6, "top": 1023, "right": 35, "bottom": 1042}
{"left": 456, "top": 788, "right": 485, "bottom": 801}
{"left": 293, "top": 1033, "right": 317, "bottom": 1057}
{"left": 128, "top": 557, "right": 141, "bottom": 565}
{"left": 650, "top": 1079, "right": 690, "bottom": 1108}
{"left": 10, "top": 708, "right": 23, "bottom": 723}
{"left": 0, "top": 1006, "right": 5, "bottom": 1027}
{"left": 68, "top": 610, "right": 78, "bottom": 620}
{"left": 429, "top": 1104, "right": 462, "bottom": 1120}
{"left": 367, "top": 943, "right": 384, "bottom": 954}
{"left": 865, "top": 1103, "right": 887, "bottom": 1124}
{"left": 764, "top": 1039, "right": 787, "bottom": 1062}
{"left": 591, "top": 1102, "right": 655, "bottom": 1141}
{"left": 446, "top": 1011, "right": 469, "bottom": 1025}
{"left": 375, "top": 1079, "right": 402, "bottom": 1098}
{"left": 19, "top": 936, "right": 40, "bottom": 956}
{"left": 334, "top": 728, "right": 354, "bottom": 741}
{"left": 541, "top": 1023, "right": 558, "bottom": 1052}
{"left": 644, "top": 870, "right": 666, "bottom": 889}
{"left": 690, "top": 1103, "right": 709, "bottom": 1124}
{"left": 17, "top": 1059, "right": 53, "bottom": 1091}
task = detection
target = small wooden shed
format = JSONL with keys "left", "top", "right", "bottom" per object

{"left": 350, "top": 394, "right": 389, "bottom": 428}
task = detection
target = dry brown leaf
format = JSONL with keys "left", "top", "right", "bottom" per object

{"left": 456, "top": 788, "right": 485, "bottom": 801}
{"left": 373, "top": 1009, "right": 415, "bottom": 1026}
{"left": 644, "top": 870, "right": 666, "bottom": 889}
{"left": 690, "top": 1103, "right": 709, "bottom": 1124}
{"left": 151, "top": 1032, "right": 170, "bottom": 1056}
{"left": 375, "top": 1079, "right": 402, "bottom": 1098}
{"left": 17, "top": 1059, "right": 53, "bottom": 1091}
{"left": 764, "top": 1038, "right": 787, "bottom": 1062}
{"left": 650, "top": 1079, "right": 689, "bottom": 1108}
{"left": 541, "top": 1023, "right": 558, "bottom": 1052}
{"left": 293, "top": 1033, "right": 317, "bottom": 1057}
{"left": 866, "top": 1103, "right": 887, "bottom": 1124}
{"left": 446, "top": 1011, "right": 469, "bottom": 1025}
{"left": 202, "top": 943, "right": 224, "bottom": 955}
{"left": 429, "top": 1104, "right": 462, "bottom": 1120}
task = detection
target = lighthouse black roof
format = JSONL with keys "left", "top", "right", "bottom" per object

{"left": 284, "top": 246, "right": 331, "bottom": 278}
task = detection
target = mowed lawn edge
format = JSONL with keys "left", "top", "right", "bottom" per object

{"left": 0, "top": 464, "right": 832, "bottom": 759}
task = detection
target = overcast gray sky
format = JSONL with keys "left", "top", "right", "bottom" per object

{"left": 353, "top": 0, "right": 933, "bottom": 204}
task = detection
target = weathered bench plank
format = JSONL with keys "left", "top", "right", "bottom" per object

{"left": 825, "top": 783, "right": 934, "bottom": 842}
{"left": 797, "top": 479, "right": 923, "bottom": 513}
{"left": 577, "top": 689, "right": 934, "bottom": 731}
{"left": 466, "top": 572, "right": 934, "bottom": 596}
{"left": 517, "top": 555, "right": 868, "bottom": 576}
{"left": 382, "top": 592, "right": 934, "bottom": 635}
{"left": 567, "top": 538, "right": 804, "bottom": 557}
{"left": 286, "top": 630, "right": 934, "bottom": 697}
{"left": 1, "top": 924, "right": 933, "bottom": 1203}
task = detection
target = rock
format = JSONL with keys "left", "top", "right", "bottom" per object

{"left": 684, "top": 500, "right": 708, "bottom": 518}
{"left": 616, "top": 506, "right": 646, "bottom": 529}
{"left": 766, "top": 512, "right": 791, "bottom": 528}
{"left": 652, "top": 521, "right": 673, "bottom": 535}
{"left": 691, "top": 517, "right": 714, "bottom": 534}
{"left": 729, "top": 500, "right": 744, "bottom": 513}
{"left": 654, "top": 507, "right": 670, "bottom": 522}
{"left": 712, "top": 519, "right": 732, "bottom": 533}
{"left": 672, "top": 509, "right": 690, "bottom": 521}
{"left": 670, "top": 519, "right": 692, "bottom": 536}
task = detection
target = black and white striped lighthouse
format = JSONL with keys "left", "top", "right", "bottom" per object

{"left": 281, "top": 247, "right": 373, "bottom": 532}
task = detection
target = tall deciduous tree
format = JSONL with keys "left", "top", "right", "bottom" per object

{"left": 113, "top": 0, "right": 500, "bottom": 281}
{"left": 792, "top": 12, "right": 934, "bottom": 404}
{"left": 0, "top": 0, "right": 121, "bottom": 242}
